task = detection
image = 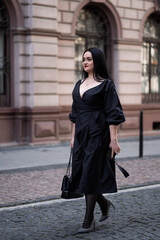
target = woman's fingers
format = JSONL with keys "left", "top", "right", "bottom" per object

{"left": 110, "top": 142, "right": 121, "bottom": 158}
{"left": 70, "top": 139, "right": 74, "bottom": 148}
{"left": 111, "top": 150, "right": 114, "bottom": 159}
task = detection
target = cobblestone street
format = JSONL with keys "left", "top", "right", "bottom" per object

{"left": 0, "top": 185, "right": 160, "bottom": 240}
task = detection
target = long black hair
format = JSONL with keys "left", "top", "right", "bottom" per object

{"left": 82, "top": 48, "right": 110, "bottom": 81}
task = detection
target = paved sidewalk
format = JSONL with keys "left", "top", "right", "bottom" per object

{"left": 0, "top": 185, "right": 160, "bottom": 240}
{"left": 0, "top": 136, "right": 160, "bottom": 171}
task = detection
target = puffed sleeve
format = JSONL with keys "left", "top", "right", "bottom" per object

{"left": 68, "top": 101, "right": 77, "bottom": 123}
{"left": 104, "top": 80, "right": 125, "bottom": 125}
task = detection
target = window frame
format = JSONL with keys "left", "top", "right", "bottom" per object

{"left": 0, "top": 0, "right": 10, "bottom": 107}
{"left": 142, "top": 14, "right": 160, "bottom": 103}
{"left": 75, "top": 4, "right": 112, "bottom": 80}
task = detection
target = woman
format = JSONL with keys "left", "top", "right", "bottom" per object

{"left": 69, "top": 48, "right": 125, "bottom": 233}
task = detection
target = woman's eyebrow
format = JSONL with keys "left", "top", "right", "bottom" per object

{"left": 83, "top": 57, "right": 92, "bottom": 60}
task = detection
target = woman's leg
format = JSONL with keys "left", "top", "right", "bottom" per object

{"left": 97, "top": 194, "right": 108, "bottom": 215}
{"left": 97, "top": 194, "right": 115, "bottom": 222}
{"left": 82, "top": 194, "right": 97, "bottom": 228}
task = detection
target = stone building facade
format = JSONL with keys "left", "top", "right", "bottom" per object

{"left": 0, "top": 0, "right": 160, "bottom": 145}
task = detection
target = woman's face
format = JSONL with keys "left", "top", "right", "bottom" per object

{"left": 83, "top": 51, "right": 94, "bottom": 74}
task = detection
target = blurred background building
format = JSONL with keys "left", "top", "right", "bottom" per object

{"left": 0, "top": 0, "right": 160, "bottom": 146}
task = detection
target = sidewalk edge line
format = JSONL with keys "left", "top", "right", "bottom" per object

{"left": 0, "top": 183, "right": 160, "bottom": 212}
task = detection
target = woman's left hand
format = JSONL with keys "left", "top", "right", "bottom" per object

{"left": 109, "top": 139, "right": 121, "bottom": 159}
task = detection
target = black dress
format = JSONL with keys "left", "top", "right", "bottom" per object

{"left": 69, "top": 79, "right": 125, "bottom": 194}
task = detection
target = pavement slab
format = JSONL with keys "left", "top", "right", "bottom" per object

{"left": 0, "top": 156, "right": 160, "bottom": 207}
{"left": 0, "top": 137, "right": 160, "bottom": 172}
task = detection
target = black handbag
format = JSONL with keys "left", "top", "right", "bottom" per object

{"left": 61, "top": 148, "right": 84, "bottom": 199}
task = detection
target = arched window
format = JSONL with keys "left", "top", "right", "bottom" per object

{"left": 75, "top": 4, "right": 111, "bottom": 80}
{"left": 141, "top": 13, "right": 160, "bottom": 103}
{"left": 0, "top": 1, "right": 10, "bottom": 107}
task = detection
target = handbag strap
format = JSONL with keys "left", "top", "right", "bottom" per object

{"left": 113, "top": 159, "right": 129, "bottom": 178}
{"left": 66, "top": 148, "right": 73, "bottom": 175}
{"left": 112, "top": 152, "right": 129, "bottom": 178}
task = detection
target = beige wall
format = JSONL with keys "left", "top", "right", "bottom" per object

{"left": 15, "top": 0, "right": 155, "bottom": 109}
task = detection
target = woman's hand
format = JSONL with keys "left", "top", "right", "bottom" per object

{"left": 109, "top": 125, "right": 120, "bottom": 158}
{"left": 70, "top": 137, "right": 74, "bottom": 148}
{"left": 70, "top": 123, "right": 75, "bottom": 148}
{"left": 109, "top": 139, "right": 121, "bottom": 159}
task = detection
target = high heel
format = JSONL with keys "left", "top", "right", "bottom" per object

{"left": 77, "top": 219, "right": 96, "bottom": 234}
{"left": 99, "top": 199, "right": 115, "bottom": 222}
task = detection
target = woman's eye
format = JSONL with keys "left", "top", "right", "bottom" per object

{"left": 83, "top": 58, "right": 92, "bottom": 62}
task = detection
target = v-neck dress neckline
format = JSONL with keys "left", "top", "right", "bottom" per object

{"left": 79, "top": 79, "right": 106, "bottom": 99}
